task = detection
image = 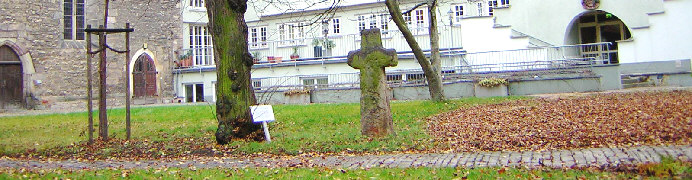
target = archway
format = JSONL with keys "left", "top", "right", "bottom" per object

{"left": 0, "top": 45, "right": 23, "bottom": 109}
{"left": 566, "top": 11, "right": 632, "bottom": 64}
{"left": 132, "top": 54, "right": 157, "bottom": 97}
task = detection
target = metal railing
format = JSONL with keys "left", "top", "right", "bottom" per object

{"left": 251, "top": 42, "right": 614, "bottom": 91}
{"left": 449, "top": 42, "right": 612, "bottom": 73}
{"left": 175, "top": 26, "right": 463, "bottom": 69}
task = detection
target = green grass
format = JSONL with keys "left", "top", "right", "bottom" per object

{"left": 1, "top": 159, "right": 689, "bottom": 179}
{"left": 0, "top": 97, "right": 524, "bottom": 155}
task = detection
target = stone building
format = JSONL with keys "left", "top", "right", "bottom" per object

{"left": 0, "top": 0, "right": 182, "bottom": 109}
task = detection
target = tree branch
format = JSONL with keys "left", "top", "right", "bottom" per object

{"left": 402, "top": 2, "right": 426, "bottom": 15}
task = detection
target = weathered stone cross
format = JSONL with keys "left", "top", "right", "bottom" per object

{"left": 347, "top": 28, "right": 398, "bottom": 137}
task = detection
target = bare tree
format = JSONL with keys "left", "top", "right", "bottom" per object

{"left": 206, "top": 0, "right": 264, "bottom": 144}
{"left": 385, "top": 0, "right": 445, "bottom": 102}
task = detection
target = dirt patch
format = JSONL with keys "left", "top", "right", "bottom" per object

{"left": 428, "top": 90, "right": 692, "bottom": 152}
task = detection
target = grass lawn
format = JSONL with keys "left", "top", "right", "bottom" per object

{"left": 0, "top": 97, "right": 524, "bottom": 156}
{"left": 1, "top": 158, "right": 689, "bottom": 179}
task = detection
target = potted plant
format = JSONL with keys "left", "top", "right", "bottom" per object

{"left": 474, "top": 77, "right": 509, "bottom": 97}
{"left": 312, "top": 39, "right": 323, "bottom": 57}
{"left": 312, "top": 38, "right": 336, "bottom": 57}
{"left": 177, "top": 50, "right": 193, "bottom": 67}
{"left": 290, "top": 47, "right": 300, "bottom": 61}
{"left": 323, "top": 39, "right": 336, "bottom": 57}
{"left": 251, "top": 51, "right": 262, "bottom": 64}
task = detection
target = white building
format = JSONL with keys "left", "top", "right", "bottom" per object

{"left": 174, "top": 0, "right": 692, "bottom": 103}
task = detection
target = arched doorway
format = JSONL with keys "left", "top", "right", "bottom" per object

{"left": 133, "top": 54, "right": 157, "bottom": 97}
{"left": 0, "top": 45, "right": 23, "bottom": 109}
{"left": 569, "top": 11, "right": 632, "bottom": 64}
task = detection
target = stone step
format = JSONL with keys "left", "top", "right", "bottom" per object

{"left": 132, "top": 97, "right": 160, "bottom": 105}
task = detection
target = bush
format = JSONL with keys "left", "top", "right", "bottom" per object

{"left": 477, "top": 78, "right": 509, "bottom": 88}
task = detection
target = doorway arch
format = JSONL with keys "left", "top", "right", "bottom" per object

{"left": 0, "top": 45, "right": 23, "bottom": 109}
{"left": 132, "top": 54, "right": 157, "bottom": 97}
{"left": 566, "top": 10, "right": 632, "bottom": 64}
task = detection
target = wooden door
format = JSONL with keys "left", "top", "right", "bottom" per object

{"left": 133, "top": 55, "right": 157, "bottom": 97}
{"left": 0, "top": 45, "right": 23, "bottom": 109}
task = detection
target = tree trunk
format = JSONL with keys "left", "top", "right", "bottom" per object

{"left": 426, "top": 0, "right": 445, "bottom": 101}
{"left": 385, "top": 0, "right": 445, "bottom": 102}
{"left": 206, "top": 0, "right": 263, "bottom": 145}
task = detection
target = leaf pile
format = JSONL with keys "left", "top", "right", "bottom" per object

{"left": 428, "top": 90, "right": 692, "bottom": 152}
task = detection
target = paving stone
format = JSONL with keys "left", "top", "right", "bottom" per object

{"left": 652, "top": 146, "right": 671, "bottom": 158}
{"left": 572, "top": 150, "right": 586, "bottom": 166}
{"left": 498, "top": 152, "right": 510, "bottom": 166}
{"left": 474, "top": 153, "right": 488, "bottom": 167}
{"left": 456, "top": 153, "right": 469, "bottom": 168}
{"left": 682, "top": 147, "right": 692, "bottom": 161}
{"left": 448, "top": 154, "right": 461, "bottom": 167}
{"left": 583, "top": 149, "right": 597, "bottom": 166}
{"left": 465, "top": 153, "right": 478, "bottom": 168}
{"left": 508, "top": 152, "right": 522, "bottom": 167}
{"left": 2, "top": 145, "right": 691, "bottom": 170}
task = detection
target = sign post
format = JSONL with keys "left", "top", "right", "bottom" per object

{"left": 251, "top": 105, "right": 275, "bottom": 143}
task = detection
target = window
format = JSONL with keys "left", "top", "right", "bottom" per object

{"left": 63, "top": 0, "right": 85, "bottom": 40}
{"left": 489, "top": 0, "right": 498, "bottom": 16}
{"left": 250, "top": 28, "right": 257, "bottom": 47}
{"left": 369, "top": 15, "right": 378, "bottom": 29}
{"left": 410, "top": 9, "right": 427, "bottom": 34}
{"left": 252, "top": 80, "right": 262, "bottom": 90}
{"left": 406, "top": 73, "right": 425, "bottom": 83}
{"left": 415, "top": 10, "right": 425, "bottom": 27}
{"left": 386, "top": 74, "right": 403, "bottom": 83}
{"left": 331, "top": 18, "right": 340, "bottom": 34}
{"left": 501, "top": 0, "right": 510, "bottom": 7}
{"left": 357, "top": 14, "right": 390, "bottom": 35}
{"left": 403, "top": 12, "right": 412, "bottom": 26}
{"left": 278, "top": 23, "right": 306, "bottom": 46}
{"left": 476, "top": 2, "right": 484, "bottom": 16}
{"left": 453, "top": 5, "right": 464, "bottom": 22}
{"left": 302, "top": 77, "right": 328, "bottom": 89}
{"left": 402, "top": 9, "right": 426, "bottom": 34}
{"left": 184, "top": 84, "right": 205, "bottom": 103}
{"left": 379, "top": 14, "right": 389, "bottom": 35}
{"left": 249, "top": 26, "right": 267, "bottom": 49}
{"left": 358, "top": 15, "right": 366, "bottom": 31}
{"left": 260, "top": 27, "right": 267, "bottom": 47}
{"left": 189, "top": 25, "right": 214, "bottom": 66}
{"left": 190, "top": 0, "right": 205, "bottom": 8}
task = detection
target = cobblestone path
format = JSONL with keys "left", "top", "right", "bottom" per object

{"left": 1, "top": 145, "right": 690, "bottom": 170}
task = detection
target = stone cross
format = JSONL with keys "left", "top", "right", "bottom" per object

{"left": 347, "top": 28, "right": 398, "bottom": 137}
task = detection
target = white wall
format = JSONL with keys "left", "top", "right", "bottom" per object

{"left": 497, "top": 0, "right": 691, "bottom": 64}
{"left": 619, "top": 0, "right": 692, "bottom": 63}
{"left": 501, "top": 0, "right": 664, "bottom": 45}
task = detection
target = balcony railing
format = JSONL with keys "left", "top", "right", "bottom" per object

{"left": 449, "top": 42, "right": 613, "bottom": 74}
{"left": 175, "top": 26, "right": 463, "bottom": 69}
{"left": 250, "top": 42, "right": 614, "bottom": 91}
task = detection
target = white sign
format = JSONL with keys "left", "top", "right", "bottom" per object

{"left": 251, "top": 105, "right": 276, "bottom": 123}
{"left": 251, "top": 105, "right": 275, "bottom": 143}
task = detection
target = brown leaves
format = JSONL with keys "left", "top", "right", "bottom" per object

{"left": 427, "top": 91, "right": 692, "bottom": 152}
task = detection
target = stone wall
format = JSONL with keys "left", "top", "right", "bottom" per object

{"left": 0, "top": 0, "right": 182, "bottom": 107}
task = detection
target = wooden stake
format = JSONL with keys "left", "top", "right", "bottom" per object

{"left": 86, "top": 25, "right": 94, "bottom": 145}
{"left": 125, "top": 23, "right": 131, "bottom": 140}
{"left": 98, "top": 25, "right": 108, "bottom": 141}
